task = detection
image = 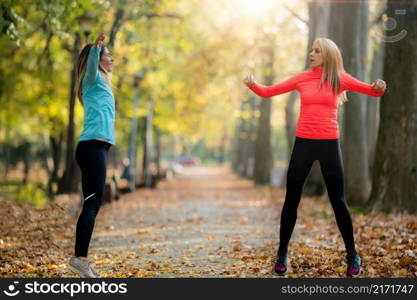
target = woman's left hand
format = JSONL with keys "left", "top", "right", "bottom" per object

{"left": 94, "top": 33, "right": 106, "bottom": 49}
{"left": 372, "top": 79, "right": 387, "bottom": 93}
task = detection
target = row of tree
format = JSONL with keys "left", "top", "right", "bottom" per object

{"left": 1, "top": 0, "right": 415, "bottom": 213}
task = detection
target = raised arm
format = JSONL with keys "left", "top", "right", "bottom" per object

{"left": 84, "top": 34, "right": 105, "bottom": 84}
{"left": 341, "top": 73, "right": 386, "bottom": 98}
{"left": 244, "top": 73, "right": 301, "bottom": 98}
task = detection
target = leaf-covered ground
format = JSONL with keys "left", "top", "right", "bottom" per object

{"left": 1, "top": 166, "right": 416, "bottom": 278}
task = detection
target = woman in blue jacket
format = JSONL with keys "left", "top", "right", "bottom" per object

{"left": 68, "top": 33, "right": 115, "bottom": 278}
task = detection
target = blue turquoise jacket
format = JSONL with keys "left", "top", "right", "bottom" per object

{"left": 78, "top": 46, "right": 116, "bottom": 145}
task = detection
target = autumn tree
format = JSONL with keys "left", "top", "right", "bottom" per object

{"left": 368, "top": 0, "right": 417, "bottom": 213}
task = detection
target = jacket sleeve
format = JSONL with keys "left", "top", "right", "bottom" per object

{"left": 84, "top": 46, "right": 102, "bottom": 84}
{"left": 248, "top": 73, "right": 301, "bottom": 98}
{"left": 341, "top": 73, "right": 385, "bottom": 97}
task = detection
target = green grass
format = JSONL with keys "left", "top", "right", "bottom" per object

{"left": 0, "top": 181, "right": 49, "bottom": 206}
{"left": 350, "top": 206, "right": 369, "bottom": 215}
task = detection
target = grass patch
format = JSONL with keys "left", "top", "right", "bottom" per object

{"left": 0, "top": 181, "right": 49, "bottom": 206}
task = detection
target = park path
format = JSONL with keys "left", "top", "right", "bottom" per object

{"left": 2, "top": 165, "right": 415, "bottom": 278}
{"left": 86, "top": 166, "right": 353, "bottom": 277}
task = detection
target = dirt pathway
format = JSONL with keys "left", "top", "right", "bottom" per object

{"left": 88, "top": 166, "right": 354, "bottom": 277}
{"left": 2, "top": 166, "right": 416, "bottom": 278}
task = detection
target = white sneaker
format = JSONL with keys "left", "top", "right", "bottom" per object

{"left": 68, "top": 257, "right": 98, "bottom": 278}
{"left": 89, "top": 262, "right": 100, "bottom": 277}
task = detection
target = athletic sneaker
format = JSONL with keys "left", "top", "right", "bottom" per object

{"left": 345, "top": 254, "right": 361, "bottom": 277}
{"left": 89, "top": 262, "right": 100, "bottom": 277}
{"left": 68, "top": 257, "right": 99, "bottom": 278}
{"left": 274, "top": 253, "right": 289, "bottom": 275}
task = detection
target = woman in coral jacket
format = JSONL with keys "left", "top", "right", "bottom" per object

{"left": 244, "top": 37, "right": 386, "bottom": 277}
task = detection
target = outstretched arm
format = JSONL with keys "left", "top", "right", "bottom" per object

{"left": 341, "top": 73, "right": 386, "bottom": 97}
{"left": 85, "top": 33, "right": 106, "bottom": 84}
{"left": 243, "top": 73, "right": 300, "bottom": 98}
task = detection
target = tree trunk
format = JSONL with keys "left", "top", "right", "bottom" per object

{"left": 242, "top": 95, "right": 258, "bottom": 178}
{"left": 57, "top": 33, "right": 82, "bottom": 194}
{"left": 329, "top": 0, "right": 371, "bottom": 206}
{"left": 217, "top": 131, "right": 227, "bottom": 164}
{"left": 368, "top": 0, "right": 417, "bottom": 213}
{"left": 21, "top": 142, "right": 30, "bottom": 184}
{"left": 108, "top": 1, "right": 126, "bottom": 50}
{"left": 128, "top": 88, "right": 141, "bottom": 191}
{"left": 253, "top": 44, "right": 274, "bottom": 185}
{"left": 50, "top": 133, "right": 63, "bottom": 184}
{"left": 142, "top": 98, "right": 154, "bottom": 187}
{"left": 367, "top": 41, "right": 384, "bottom": 174}
{"left": 231, "top": 100, "right": 245, "bottom": 173}
{"left": 107, "top": 3, "right": 128, "bottom": 183}
{"left": 3, "top": 117, "right": 11, "bottom": 180}
{"left": 47, "top": 133, "right": 63, "bottom": 197}
{"left": 155, "top": 127, "right": 162, "bottom": 177}
{"left": 232, "top": 96, "right": 258, "bottom": 178}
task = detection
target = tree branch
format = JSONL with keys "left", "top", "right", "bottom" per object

{"left": 368, "top": 8, "right": 387, "bottom": 30}
{"left": 283, "top": 4, "right": 308, "bottom": 25}
{"left": 127, "top": 12, "right": 183, "bottom": 21}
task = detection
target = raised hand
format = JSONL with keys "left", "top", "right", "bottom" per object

{"left": 371, "top": 79, "right": 387, "bottom": 93}
{"left": 94, "top": 33, "right": 106, "bottom": 49}
{"left": 243, "top": 73, "right": 255, "bottom": 88}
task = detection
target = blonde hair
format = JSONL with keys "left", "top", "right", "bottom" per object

{"left": 313, "top": 37, "right": 348, "bottom": 105}
{"left": 75, "top": 44, "right": 112, "bottom": 106}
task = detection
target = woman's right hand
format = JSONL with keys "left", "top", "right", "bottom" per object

{"left": 371, "top": 79, "right": 387, "bottom": 93}
{"left": 94, "top": 33, "right": 106, "bottom": 49}
{"left": 243, "top": 73, "right": 255, "bottom": 88}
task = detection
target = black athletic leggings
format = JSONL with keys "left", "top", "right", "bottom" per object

{"left": 74, "top": 139, "right": 111, "bottom": 257}
{"left": 278, "top": 137, "right": 357, "bottom": 258}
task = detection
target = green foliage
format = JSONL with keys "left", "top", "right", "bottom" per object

{"left": 15, "top": 182, "right": 49, "bottom": 206}
{"left": 1, "top": 181, "right": 49, "bottom": 206}
{"left": 0, "top": 0, "right": 24, "bottom": 44}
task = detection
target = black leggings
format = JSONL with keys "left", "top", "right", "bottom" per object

{"left": 75, "top": 139, "right": 111, "bottom": 257}
{"left": 278, "top": 137, "right": 357, "bottom": 258}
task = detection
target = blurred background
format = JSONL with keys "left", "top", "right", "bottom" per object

{"left": 0, "top": 0, "right": 416, "bottom": 214}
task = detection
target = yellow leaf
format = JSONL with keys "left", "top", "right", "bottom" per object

{"left": 297, "top": 247, "right": 311, "bottom": 254}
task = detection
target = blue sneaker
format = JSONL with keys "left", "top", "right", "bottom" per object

{"left": 274, "top": 253, "right": 289, "bottom": 275}
{"left": 345, "top": 254, "right": 361, "bottom": 277}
